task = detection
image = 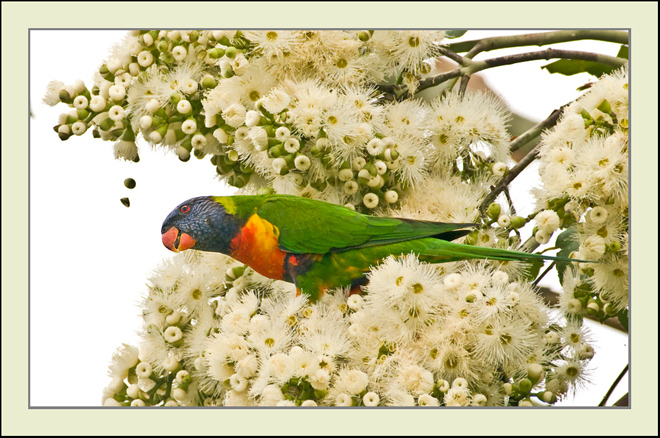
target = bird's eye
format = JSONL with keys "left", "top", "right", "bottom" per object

{"left": 180, "top": 205, "right": 191, "bottom": 214}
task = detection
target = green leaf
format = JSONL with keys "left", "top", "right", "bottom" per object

{"left": 445, "top": 30, "right": 468, "bottom": 39}
{"left": 521, "top": 258, "right": 545, "bottom": 283}
{"left": 617, "top": 309, "right": 628, "bottom": 332}
{"left": 555, "top": 226, "right": 580, "bottom": 284}
{"left": 444, "top": 40, "right": 478, "bottom": 53}
{"left": 542, "top": 59, "right": 615, "bottom": 78}
{"left": 616, "top": 45, "right": 628, "bottom": 60}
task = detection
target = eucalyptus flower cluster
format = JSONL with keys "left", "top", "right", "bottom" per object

{"left": 45, "top": 29, "right": 511, "bottom": 214}
{"left": 103, "top": 251, "right": 593, "bottom": 407}
{"left": 532, "top": 67, "right": 629, "bottom": 321}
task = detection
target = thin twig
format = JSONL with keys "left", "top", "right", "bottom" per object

{"left": 479, "top": 143, "right": 541, "bottom": 214}
{"left": 478, "top": 103, "right": 570, "bottom": 214}
{"left": 458, "top": 74, "right": 471, "bottom": 96}
{"left": 598, "top": 364, "right": 629, "bottom": 406}
{"left": 435, "top": 46, "right": 469, "bottom": 65}
{"left": 533, "top": 261, "right": 556, "bottom": 287}
{"left": 510, "top": 106, "right": 565, "bottom": 153}
{"left": 503, "top": 186, "right": 517, "bottom": 216}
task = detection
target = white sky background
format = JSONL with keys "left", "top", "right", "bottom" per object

{"left": 29, "top": 30, "right": 628, "bottom": 407}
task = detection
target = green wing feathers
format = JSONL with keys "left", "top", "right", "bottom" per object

{"left": 253, "top": 195, "right": 476, "bottom": 254}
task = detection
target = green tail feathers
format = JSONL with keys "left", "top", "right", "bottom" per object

{"left": 421, "top": 239, "right": 591, "bottom": 264}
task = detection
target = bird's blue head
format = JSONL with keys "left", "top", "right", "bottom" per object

{"left": 161, "top": 196, "right": 238, "bottom": 254}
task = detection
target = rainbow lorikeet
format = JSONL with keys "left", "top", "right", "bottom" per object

{"left": 162, "top": 195, "right": 574, "bottom": 301}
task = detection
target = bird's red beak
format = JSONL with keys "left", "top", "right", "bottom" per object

{"left": 162, "top": 227, "right": 196, "bottom": 252}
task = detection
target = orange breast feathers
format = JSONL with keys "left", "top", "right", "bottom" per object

{"left": 229, "top": 214, "right": 288, "bottom": 280}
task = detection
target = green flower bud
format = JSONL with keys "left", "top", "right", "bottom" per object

{"left": 311, "top": 179, "right": 328, "bottom": 192}
{"left": 527, "top": 363, "right": 544, "bottom": 383}
{"left": 202, "top": 75, "right": 217, "bottom": 89}
{"left": 160, "top": 51, "right": 175, "bottom": 64}
{"left": 193, "top": 148, "right": 206, "bottom": 159}
{"left": 124, "top": 178, "right": 136, "bottom": 189}
{"left": 217, "top": 160, "right": 233, "bottom": 174}
{"left": 169, "top": 93, "right": 182, "bottom": 106}
{"left": 364, "top": 162, "right": 377, "bottom": 177}
{"left": 99, "top": 117, "right": 115, "bottom": 132}
{"left": 262, "top": 124, "right": 276, "bottom": 138}
{"left": 464, "top": 231, "right": 478, "bottom": 245}
{"left": 225, "top": 46, "right": 237, "bottom": 59}
{"left": 231, "top": 174, "right": 248, "bottom": 188}
{"left": 541, "top": 391, "right": 557, "bottom": 404}
{"left": 239, "top": 163, "right": 253, "bottom": 174}
{"left": 358, "top": 31, "right": 370, "bottom": 42}
{"left": 258, "top": 187, "right": 274, "bottom": 196}
{"left": 486, "top": 203, "right": 501, "bottom": 220}
{"left": 510, "top": 216, "right": 527, "bottom": 229}
{"left": 157, "top": 39, "right": 169, "bottom": 52}
{"left": 586, "top": 301, "right": 600, "bottom": 316}
{"left": 177, "top": 146, "right": 191, "bottom": 162}
{"left": 321, "top": 154, "right": 333, "bottom": 168}
{"left": 518, "top": 378, "right": 532, "bottom": 394}
{"left": 268, "top": 144, "right": 284, "bottom": 158}
{"left": 283, "top": 153, "right": 295, "bottom": 168}
{"left": 609, "top": 241, "right": 621, "bottom": 253}
{"left": 217, "top": 35, "right": 231, "bottom": 46}
{"left": 223, "top": 67, "right": 235, "bottom": 79}
{"left": 77, "top": 109, "right": 90, "bottom": 120}
{"left": 384, "top": 148, "right": 399, "bottom": 161}
{"left": 209, "top": 48, "right": 224, "bottom": 59}
{"left": 222, "top": 154, "right": 235, "bottom": 165}
{"left": 180, "top": 137, "right": 192, "bottom": 152}
{"left": 603, "top": 302, "right": 617, "bottom": 315}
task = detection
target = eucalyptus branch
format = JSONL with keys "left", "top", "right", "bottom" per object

{"left": 503, "top": 186, "right": 517, "bottom": 216}
{"left": 479, "top": 142, "right": 542, "bottom": 214}
{"left": 404, "top": 69, "right": 463, "bottom": 98}
{"left": 478, "top": 104, "right": 569, "bottom": 214}
{"left": 510, "top": 106, "right": 565, "bottom": 153}
{"left": 475, "top": 48, "right": 626, "bottom": 70}
{"left": 435, "top": 46, "right": 470, "bottom": 65}
{"left": 458, "top": 74, "right": 471, "bottom": 96}
{"left": 445, "top": 30, "right": 629, "bottom": 56}
{"left": 598, "top": 364, "right": 629, "bottom": 406}
{"left": 409, "top": 48, "right": 625, "bottom": 99}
